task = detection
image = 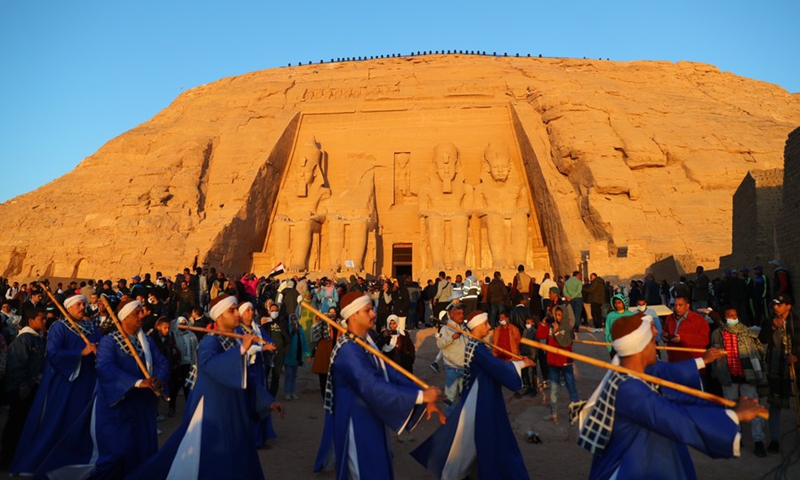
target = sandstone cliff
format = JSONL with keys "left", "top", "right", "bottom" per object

{"left": 2, "top": 55, "right": 799, "bottom": 280}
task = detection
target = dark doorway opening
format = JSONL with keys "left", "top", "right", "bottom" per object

{"left": 392, "top": 244, "right": 413, "bottom": 279}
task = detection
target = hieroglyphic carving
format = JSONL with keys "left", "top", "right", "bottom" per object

{"left": 475, "top": 142, "right": 530, "bottom": 267}
{"left": 418, "top": 143, "right": 472, "bottom": 269}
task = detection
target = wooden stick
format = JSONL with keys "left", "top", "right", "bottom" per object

{"left": 301, "top": 301, "right": 432, "bottom": 390}
{"left": 101, "top": 296, "right": 169, "bottom": 402}
{"left": 42, "top": 286, "right": 91, "bottom": 346}
{"left": 575, "top": 338, "right": 708, "bottom": 354}
{"left": 519, "top": 338, "right": 768, "bottom": 420}
{"left": 444, "top": 322, "right": 526, "bottom": 361}
{"left": 179, "top": 324, "right": 268, "bottom": 344}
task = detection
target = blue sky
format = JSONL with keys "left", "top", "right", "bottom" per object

{"left": 1, "top": 1, "right": 797, "bottom": 204}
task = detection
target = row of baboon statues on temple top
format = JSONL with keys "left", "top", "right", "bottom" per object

{"left": 268, "top": 139, "right": 532, "bottom": 272}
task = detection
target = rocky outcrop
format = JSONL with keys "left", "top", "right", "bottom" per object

{"left": 1, "top": 55, "right": 798, "bottom": 281}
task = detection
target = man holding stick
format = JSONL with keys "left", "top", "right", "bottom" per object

{"left": 314, "top": 292, "right": 443, "bottom": 479}
{"left": 129, "top": 293, "right": 281, "bottom": 479}
{"left": 578, "top": 313, "right": 765, "bottom": 479}
{"left": 10, "top": 293, "right": 101, "bottom": 476}
{"left": 92, "top": 298, "right": 170, "bottom": 478}
{"left": 412, "top": 310, "right": 535, "bottom": 480}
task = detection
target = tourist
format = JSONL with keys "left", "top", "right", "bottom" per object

{"left": 542, "top": 306, "right": 579, "bottom": 422}
{"left": 584, "top": 272, "right": 606, "bottom": 328}
{"left": 709, "top": 305, "right": 768, "bottom": 457}
{"left": 492, "top": 311, "right": 520, "bottom": 360}
{"left": 1, "top": 308, "right": 45, "bottom": 466}
{"left": 563, "top": 271, "right": 585, "bottom": 327}
{"left": 283, "top": 313, "right": 310, "bottom": 401}
{"left": 663, "top": 296, "right": 710, "bottom": 364}
{"left": 488, "top": 271, "right": 508, "bottom": 327}
{"left": 758, "top": 293, "right": 799, "bottom": 454}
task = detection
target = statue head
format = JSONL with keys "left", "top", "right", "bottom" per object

{"left": 296, "top": 137, "right": 322, "bottom": 197}
{"left": 484, "top": 142, "right": 510, "bottom": 183}
{"left": 433, "top": 142, "right": 459, "bottom": 193}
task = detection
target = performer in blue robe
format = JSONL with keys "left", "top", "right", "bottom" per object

{"left": 411, "top": 310, "right": 533, "bottom": 480}
{"left": 578, "top": 313, "right": 767, "bottom": 480}
{"left": 313, "top": 292, "right": 443, "bottom": 480}
{"left": 92, "top": 298, "right": 170, "bottom": 478}
{"left": 238, "top": 301, "right": 278, "bottom": 447}
{"left": 128, "top": 293, "right": 282, "bottom": 480}
{"left": 10, "top": 294, "right": 101, "bottom": 477}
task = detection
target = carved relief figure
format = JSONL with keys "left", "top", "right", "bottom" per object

{"left": 418, "top": 143, "right": 472, "bottom": 270}
{"left": 395, "top": 152, "right": 412, "bottom": 198}
{"left": 326, "top": 160, "right": 377, "bottom": 272}
{"left": 271, "top": 137, "right": 331, "bottom": 271}
{"left": 475, "top": 142, "right": 530, "bottom": 267}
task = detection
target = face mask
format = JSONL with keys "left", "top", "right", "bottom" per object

{"left": 726, "top": 318, "right": 739, "bottom": 326}
{"left": 525, "top": 324, "right": 533, "bottom": 330}
{"left": 270, "top": 312, "right": 279, "bottom": 320}
{"left": 499, "top": 320, "right": 507, "bottom": 326}
{"left": 638, "top": 305, "right": 647, "bottom": 312}
{"left": 157, "top": 281, "right": 164, "bottom": 287}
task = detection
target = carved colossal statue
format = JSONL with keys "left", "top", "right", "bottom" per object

{"left": 418, "top": 143, "right": 472, "bottom": 270}
{"left": 475, "top": 142, "right": 530, "bottom": 267}
{"left": 271, "top": 137, "right": 331, "bottom": 271}
{"left": 325, "top": 162, "right": 377, "bottom": 272}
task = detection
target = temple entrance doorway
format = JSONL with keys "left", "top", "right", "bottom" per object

{"left": 392, "top": 243, "right": 413, "bottom": 279}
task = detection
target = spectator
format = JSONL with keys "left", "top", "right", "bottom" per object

{"left": 487, "top": 271, "right": 508, "bottom": 327}
{"left": 283, "top": 314, "right": 310, "bottom": 401}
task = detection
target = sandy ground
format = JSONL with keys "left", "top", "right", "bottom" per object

{"left": 3, "top": 327, "right": 798, "bottom": 479}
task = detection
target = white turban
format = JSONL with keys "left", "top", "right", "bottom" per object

{"left": 467, "top": 312, "right": 488, "bottom": 330}
{"left": 238, "top": 302, "right": 254, "bottom": 316}
{"left": 118, "top": 300, "right": 142, "bottom": 321}
{"left": 210, "top": 295, "right": 238, "bottom": 321}
{"left": 64, "top": 295, "right": 87, "bottom": 310}
{"left": 611, "top": 315, "right": 654, "bottom": 357}
{"left": 341, "top": 295, "right": 371, "bottom": 320}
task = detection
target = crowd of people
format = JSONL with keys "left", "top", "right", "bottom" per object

{"left": 0, "top": 256, "right": 793, "bottom": 478}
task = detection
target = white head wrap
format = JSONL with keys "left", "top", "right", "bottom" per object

{"left": 118, "top": 300, "right": 142, "bottom": 321}
{"left": 341, "top": 294, "right": 371, "bottom": 320}
{"left": 238, "top": 302, "right": 254, "bottom": 316}
{"left": 610, "top": 315, "right": 654, "bottom": 357}
{"left": 386, "top": 314, "right": 399, "bottom": 326}
{"left": 467, "top": 312, "right": 488, "bottom": 330}
{"left": 64, "top": 295, "right": 87, "bottom": 310}
{"left": 177, "top": 316, "right": 188, "bottom": 325}
{"left": 210, "top": 295, "right": 238, "bottom": 320}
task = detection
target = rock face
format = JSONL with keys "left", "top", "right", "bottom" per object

{"left": 1, "top": 55, "right": 799, "bottom": 282}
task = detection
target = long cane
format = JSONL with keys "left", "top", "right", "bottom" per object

{"left": 519, "top": 338, "right": 768, "bottom": 420}
{"left": 301, "top": 302, "right": 438, "bottom": 392}
{"left": 179, "top": 325, "right": 269, "bottom": 344}
{"left": 574, "top": 338, "right": 708, "bottom": 354}
{"left": 101, "top": 296, "right": 170, "bottom": 402}
{"left": 42, "top": 287, "right": 91, "bottom": 346}
{"left": 445, "top": 322, "right": 546, "bottom": 401}
{"left": 444, "top": 322, "right": 525, "bottom": 361}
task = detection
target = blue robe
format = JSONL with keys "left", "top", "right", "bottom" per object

{"left": 586, "top": 360, "right": 739, "bottom": 480}
{"left": 127, "top": 334, "right": 264, "bottom": 480}
{"left": 10, "top": 319, "right": 101, "bottom": 476}
{"left": 411, "top": 341, "right": 529, "bottom": 480}
{"left": 92, "top": 331, "right": 170, "bottom": 479}
{"left": 314, "top": 336, "right": 426, "bottom": 480}
{"left": 238, "top": 323, "right": 277, "bottom": 447}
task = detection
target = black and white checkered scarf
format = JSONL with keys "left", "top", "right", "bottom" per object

{"left": 577, "top": 372, "right": 658, "bottom": 455}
